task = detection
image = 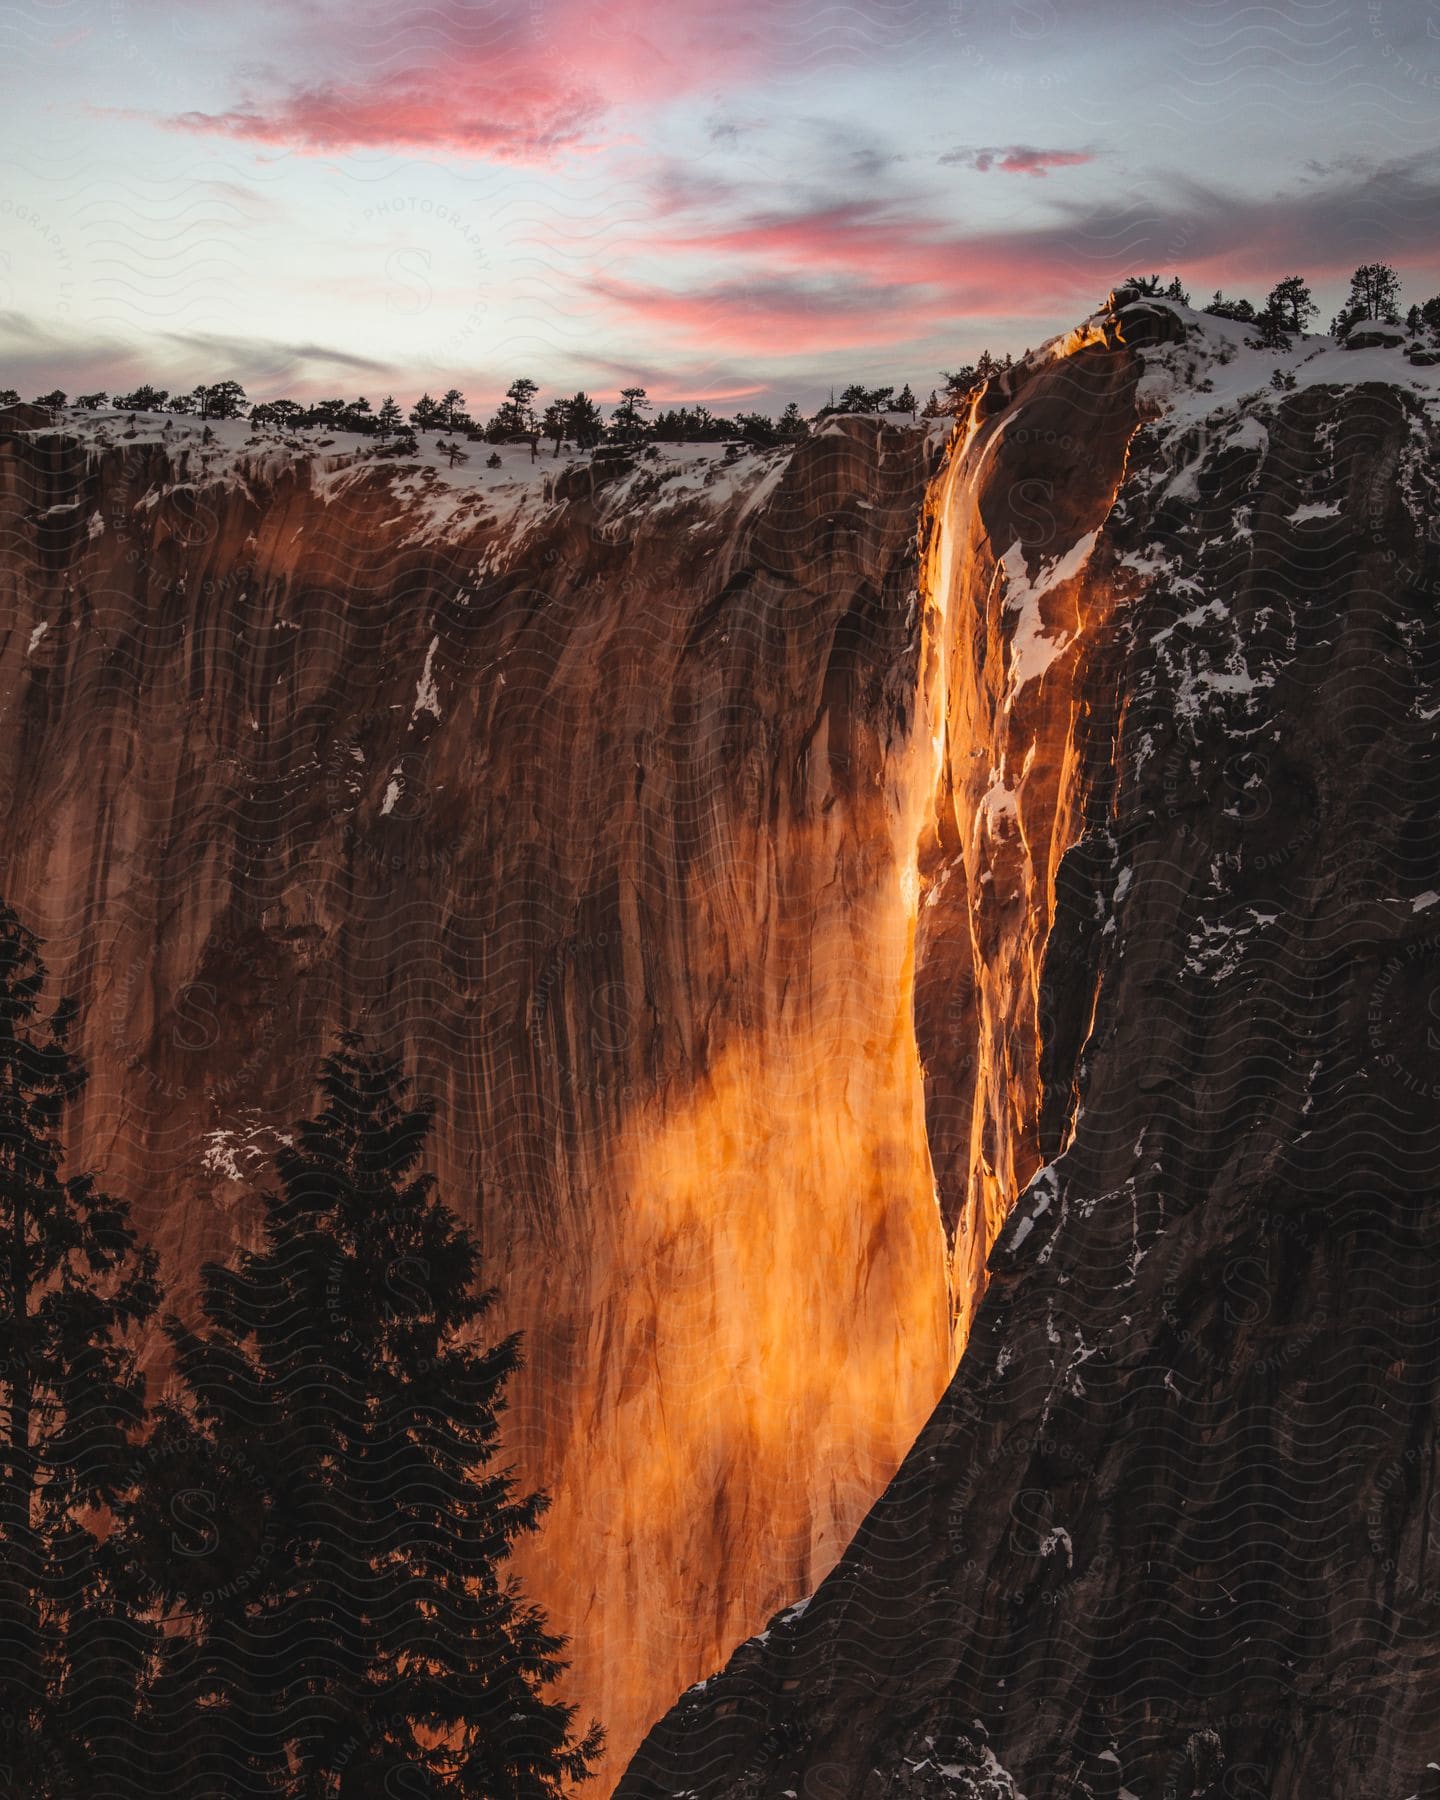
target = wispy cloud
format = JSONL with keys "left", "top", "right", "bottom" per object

{"left": 161, "top": 86, "right": 603, "bottom": 162}
{"left": 0, "top": 314, "right": 396, "bottom": 397}
{"left": 586, "top": 271, "right": 956, "bottom": 357}
{"left": 146, "top": 0, "right": 864, "bottom": 161}
{"left": 162, "top": 330, "right": 395, "bottom": 377}
{"left": 939, "top": 144, "right": 1097, "bottom": 177}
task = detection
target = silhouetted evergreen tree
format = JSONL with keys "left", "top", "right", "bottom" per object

{"left": 542, "top": 398, "right": 569, "bottom": 457}
{"left": 489, "top": 379, "right": 539, "bottom": 439}
{"left": 1203, "top": 290, "right": 1256, "bottom": 322}
{"left": 1345, "top": 261, "right": 1402, "bottom": 325}
{"left": 410, "top": 392, "right": 442, "bottom": 434}
{"left": 1252, "top": 305, "right": 1292, "bottom": 350}
{"left": 609, "top": 386, "right": 649, "bottom": 445}
{"left": 248, "top": 399, "right": 301, "bottom": 430}
{"left": 197, "top": 381, "right": 246, "bottom": 421}
{"left": 938, "top": 355, "right": 1003, "bottom": 404}
{"left": 131, "top": 1041, "right": 602, "bottom": 1798}
{"left": 831, "top": 384, "right": 885, "bottom": 414}
{"left": 113, "top": 386, "right": 168, "bottom": 412}
{"left": 0, "top": 901, "right": 161, "bottom": 1798}
{"left": 562, "top": 395, "right": 603, "bottom": 450}
{"left": 1265, "top": 276, "right": 1317, "bottom": 334}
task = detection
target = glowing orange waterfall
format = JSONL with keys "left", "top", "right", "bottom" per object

{"left": 910, "top": 330, "right": 1142, "bottom": 1353}
{"left": 0, "top": 333, "right": 1144, "bottom": 1785}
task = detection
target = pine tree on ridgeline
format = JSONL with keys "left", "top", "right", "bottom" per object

{"left": 127, "top": 1038, "right": 602, "bottom": 1798}
{"left": 1265, "top": 275, "right": 1318, "bottom": 334}
{"left": 542, "top": 397, "right": 570, "bottom": 457}
{"left": 410, "top": 392, "right": 443, "bottom": 433}
{"left": 608, "top": 386, "right": 649, "bottom": 445}
{"left": 489, "top": 378, "right": 539, "bottom": 439}
{"left": 567, "top": 392, "right": 603, "bottom": 450}
{"left": 1203, "top": 290, "right": 1256, "bottom": 322}
{"left": 196, "top": 380, "right": 247, "bottom": 421}
{"left": 440, "top": 387, "right": 466, "bottom": 431}
{"left": 0, "top": 901, "right": 161, "bottom": 1798}
{"left": 1347, "top": 261, "right": 1402, "bottom": 324}
{"left": 1333, "top": 261, "right": 1403, "bottom": 337}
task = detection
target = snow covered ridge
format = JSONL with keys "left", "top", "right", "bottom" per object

{"left": 10, "top": 405, "right": 934, "bottom": 551}
{"left": 1114, "top": 297, "right": 1440, "bottom": 420}
{"left": 1091, "top": 299, "right": 1440, "bottom": 750}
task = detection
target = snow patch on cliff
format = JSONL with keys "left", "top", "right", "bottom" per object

{"left": 899, "top": 1733, "right": 1027, "bottom": 1800}
{"left": 202, "top": 1115, "right": 294, "bottom": 1185}
{"left": 999, "top": 530, "right": 1097, "bottom": 686}
{"left": 412, "top": 636, "right": 442, "bottom": 720}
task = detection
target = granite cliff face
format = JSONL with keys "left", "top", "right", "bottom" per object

{"left": 0, "top": 390, "right": 1047, "bottom": 1782}
{"left": 619, "top": 310, "right": 1440, "bottom": 1799}
{"left": 6, "top": 299, "right": 1439, "bottom": 1799}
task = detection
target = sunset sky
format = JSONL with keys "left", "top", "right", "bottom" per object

{"left": 5, "top": 0, "right": 1440, "bottom": 410}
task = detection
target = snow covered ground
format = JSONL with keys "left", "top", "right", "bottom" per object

{"left": 1127, "top": 301, "right": 1440, "bottom": 422}
{"left": 18, "top": 404, "right": 932, "bottom": 548}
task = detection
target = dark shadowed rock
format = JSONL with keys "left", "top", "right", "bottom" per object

{"left": 620, "top": 310, "right": 1440, "bottom": 1800}
{"left": 1345, "top": 326, "right": 1406, "bottom": 350}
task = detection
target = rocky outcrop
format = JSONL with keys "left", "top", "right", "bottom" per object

{"left": 619, "top": 312, "right": 1440, "bottom": 1799}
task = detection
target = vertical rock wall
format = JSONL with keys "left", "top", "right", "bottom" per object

{"left": 0, "top": 414, "right": 971, "bottom": 1782}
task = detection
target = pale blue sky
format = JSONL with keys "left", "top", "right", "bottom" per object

{"left": 3, "top": 0, "right": 1438, "bottom": 411}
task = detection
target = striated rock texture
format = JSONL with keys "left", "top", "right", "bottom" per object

{"left": 619, "top": 309, "right": 1440, "bottom": 1799}
{"left": 0, "top": 408, "right": 984, "bottom": 1782}
{"left": 911, "top": 316, "right": 1143, "bottom": 1345}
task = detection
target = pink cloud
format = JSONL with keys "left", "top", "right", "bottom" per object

{"left": 154, "top": 0, "right": 798, "bottom": 160}
{"left": 643, "top": 201, "right": 1089, "bottom": 313}
{"left": 586, "top": 272, "right": 962, "bottom": 358}
{"left": 939, "top": 144, "right": 1097, "bottom": 177}
{"left": 576, "top": 185, "right": 1236, "bottom": 362}
{"left": 165, "top": 81, "right": 603, "bottom": 161}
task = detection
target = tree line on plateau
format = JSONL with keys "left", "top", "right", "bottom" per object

{"left": 0, "top": 899, "right": 602, "bottom": 1798}
{"left": 0, "top": 376, "right": 924, "bottom": 455}
{"left": 1109, "top": 261, "right": 1439, "bottom": 344}
{"left": 6, "top": 262, "right": 1438, "bottom": 459}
